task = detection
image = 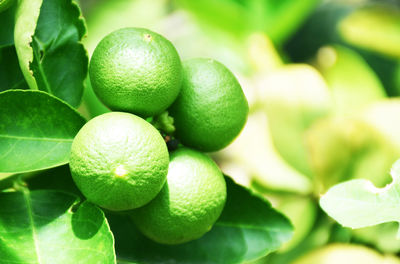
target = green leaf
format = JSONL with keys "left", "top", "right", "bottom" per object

{"left": 264, "top": 213, "right": 335, "bottom": 264}
{"left": 80, "top": 78, "right": 110, "bottom": 118}
{"left": 14, "top": 0, "right": 88, "bottom": 107}
{"left": 315, "top": 45, "right": 386, "bottom": 115}
{"left": 361, "top": 99, "right": 400, "bottom": 151}
{"left": 276, "top": 197, "right": 317, "bottom": 252}
{"left": 257, "top": 0, "right": 319, "bottom": 44}
{"left": 293, "top": 244, "right": 400, "bottom": 264}
{"left": 339, "top": 5, "right": 400, "bottom": 59}
{"left": 320, "top": 159, "right": 400, "bottom": 234}
{"left": 220, "top": 110, "right": 312, "bottom": 195}
{"left": 0, "top": 189, "right": 116, "bottom": 263}
{"left": 0, "top": 45, "right": 29, "bottom": 91}
{"left": 306, "top": 117, "right": 398, "bottom": 193}
{"left": 109, "top": 176, "right": 293, "bottom": 263}
{"left": 0, "top": 0, "right": 16, "bottom": 47}
{"left": 353, "top": 223, "right": 400, "bottom": 254}
{"left": 259, "top": 64, "right": 331, "bottom": 177}
{"left": 0, "top": 0, "right": 27, "bottom": 92}
{"left": 284, "top": 2, "right": 354, "bottom": 62}
{"left": 0, "top": 90, "right": 86, "bottom": 173}
{"left": 176, "top": 0, "right": 318, "bottom": 44}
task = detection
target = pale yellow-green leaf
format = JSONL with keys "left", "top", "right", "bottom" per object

{"left": 315, "top": 45, "right": 386, "bottom": 116}
{"left": 218, "top": 110, "right": 312, "bottom": 195}
{"left": 13, "top": 0, "right": 42, "bottom": 89}
{"left": 256, "top": 64, "right": 331, "bottom": 177}
{"left": 293, "top": 244, "right": 400, "bottom": 264}
{"left": 339, "top": 6, "right": 400, "bottom": 59}
{"left": 306, "top": 117, "right": 397, "bottom": 193}
{"left": 320, "top": 159, "right": 400, "bottom": 233}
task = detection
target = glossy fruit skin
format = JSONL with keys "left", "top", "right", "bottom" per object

{"left": 132, "top": 147, "right": 227, "bottom": 245}
{"left": 89, "top": 27, "right": 182, "bottom": 117}
{"left": 69, "top": 112, "right": 169, "bottom": 211}
{"left": 169, "top": 58, "right": 249, "bottom": 152}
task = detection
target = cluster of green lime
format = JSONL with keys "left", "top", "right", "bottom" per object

{"left": 69, "top": 27, "right": 248, "bottom": 245}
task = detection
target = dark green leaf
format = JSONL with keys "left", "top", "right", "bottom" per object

{"left": 110, "top": 176, "right": 293, "bottom": 264}
{"left": 0, "top": 0, "right": 27, "bottom": 92}
{"left": 0, "top": 0, "right": 16, "bottom": 47}
{"left": 25, "top": 165, "right": 83, "bottom": 197}
{"left": 0, "top": 45, "right": 29, "bottom": 91}
{"left": 284, "top": 2, "right": 354, "bottom": 62}
{"left": 0, "top": 189, "right": 116, "bottom": 263}
{"left": 14, "top": 0, "right": 88, "bottom": 107}
{"left": 0, "top": 90, "right": 86, "bottom": 173}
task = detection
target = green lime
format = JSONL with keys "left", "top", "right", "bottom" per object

{"left": 169, "top": 58, "right": 248, "bottom": 152}
{"left": 69, "top": 112, "right": 169, "bottom": 211}
{"left": 132, "top": 147, "right": 227, "bottom": 245}
{"left": 0, "top": 0, "right": 14, "bottom": 13}
{"left": 89, "top": 27, "right": 182, "bottom": 117}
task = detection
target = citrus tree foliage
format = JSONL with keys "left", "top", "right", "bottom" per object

{"left": 0, "top": 90, "right": 86, "bottom": 174}
{"left": 0, "top": 0, "right": 293, "bottom": 263}
{"left": 13, "top": 0, "right": 87, "bottom": 107}
{"left": 0, "top": 190, "right": 115, "bottom": 264}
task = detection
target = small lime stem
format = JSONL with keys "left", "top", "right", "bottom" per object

{"left": 152, "top": 111, "right": 176, "bottom": 135}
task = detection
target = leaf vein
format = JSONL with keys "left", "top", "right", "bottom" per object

{"left": 0, "top": 135, "right": 73, "bottom": 142}
{"left": 23, "top": 191, "right": 41, "bottom": 264}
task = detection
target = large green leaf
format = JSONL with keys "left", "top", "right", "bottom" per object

{"left": 0, "top": 189, "right": 116, "bottom": 263}
{"left": 14, "top": 0, "right": 88, "bottom": 107}
{"left": 320, "top": 159, "right": 400, "bottom": 234}
{"left": 109, "top": 176, "right": 293, "bottom": 264}
{"left": 0, "top": 90, "right": 86, "bottom": 174}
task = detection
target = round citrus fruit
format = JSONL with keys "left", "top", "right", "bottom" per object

{"left": 169, "top": 58, "right": 248, "bottom": 152}
{"left": 89, "top": 27, "right": 182, "bottom": 117}
{"left": 69, "top": 112, "right": 169, "bottom": 211}
{"left": 131, "top": 147, "right": 227, "bottom": 245}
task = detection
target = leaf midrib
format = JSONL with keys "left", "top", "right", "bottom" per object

{"left": 32, "top": 36, "right": 52, "bottom": 94}
{"left": 0, "top": 134, "right": 73, "bottom": 142}
{"left": 23, "top": 191, "right": 42, "bottom": 264}
{"left": 215, "top": 221, "right": 287, "bottom": 233}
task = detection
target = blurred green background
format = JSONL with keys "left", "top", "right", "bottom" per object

{"left": 77, "top": 0, "right": 400, "bottom": 263}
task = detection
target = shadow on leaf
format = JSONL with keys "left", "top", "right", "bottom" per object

{"left": 71, "top": 201, "right": 105, "bottom": 239}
